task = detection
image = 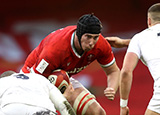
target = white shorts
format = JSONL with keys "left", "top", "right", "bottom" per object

{"left": 1, "top": 103, "right": 56, "bottom": 115}
{"left": 147, "top": 88, "right": 160, "bottom": 114}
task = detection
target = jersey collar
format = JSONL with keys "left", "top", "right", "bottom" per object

{"left": 71, "top": 31, "right": 82, "bottom": 58}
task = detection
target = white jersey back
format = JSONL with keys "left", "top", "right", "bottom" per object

{"left": 0, "top": 73, "right": 56, "bottom": 112}
{"left": 127, "top": 24, "right": 160, "bottom": 87}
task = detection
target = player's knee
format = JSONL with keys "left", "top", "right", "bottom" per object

{"left": 98, "top": 108, "right": 106, "bottom": 115}
{"left": 86, "top": 101, "right": 106, "bottom": 115}
{"left": 95, "top": 106, "right": 106, "bottom": 115}
{"left": 73, "top": 90, "right": 106, "bottom": 115}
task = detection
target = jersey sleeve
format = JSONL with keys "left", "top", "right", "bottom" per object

{"left": 25, "top": 26, "right": 75, "bottom": 77}
{"left": 21, "top": 47, "right": 39, "bottom": 73}
{"left": 33, "top": 44, "right": 62, "bottom": 77}
{"left": 127, "top": 34, "right": 141, "bottom": 59}
{"left": 49, "top": 83, "right": 76, "bottom": 115}
{"left": 96, "top": 36, "right": 115, "bottom": 67}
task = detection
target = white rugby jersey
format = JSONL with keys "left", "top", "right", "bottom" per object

{"left": 127, "top": 24, "right": 160, "bottom": 88}
{"left": 0, "top": 73, "right": 56, "bottom": 112}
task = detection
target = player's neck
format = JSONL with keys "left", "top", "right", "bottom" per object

{"left": 74, "top": 34, "right": 84, "bottom": 56}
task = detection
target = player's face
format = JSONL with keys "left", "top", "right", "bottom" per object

{"left": 81, "top": 33, "right": 100, "bottom": 51}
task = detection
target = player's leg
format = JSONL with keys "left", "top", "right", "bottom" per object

{"left": 84, "top": 99, "right": 106, "bottom": 115}
{"left": 145, "top": 109, "right": 160, "bottom": 115}
{"left": 66, "top": 77, "right": 106, "bottom": 115}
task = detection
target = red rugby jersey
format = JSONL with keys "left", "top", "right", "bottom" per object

{"left": 22, "top": 26, "right": 115, "bottom": 77}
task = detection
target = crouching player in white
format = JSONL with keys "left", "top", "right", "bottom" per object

{"left": 0, "top": 71, "right": 76, "bottom": 115}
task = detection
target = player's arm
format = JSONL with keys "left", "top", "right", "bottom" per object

{"left": 120, "top": 52, "right": 139, "bottom": 115}
{"left": 49, "top": 84, "right": 76, "bottom": 115}
{"left": 21, "top": 48, "right": 38, "bottom": 73}
{"left": 105, "top": 37, "right": 130, "bottom": 48}
{"left": 103, "top": 62, "right": 120, "bottom": 101}
{"left": 31, "top": 47, "right": 61, "bottom": 77}
{"left": 63, "top": 83, "right": 74, "bottom": 101}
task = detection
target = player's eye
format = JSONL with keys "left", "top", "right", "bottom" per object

{"left": 86, "top": 35, "right": 92, "bottom": 38}
{"left": 93, "top": 36, "right": 98, "bottom": 40}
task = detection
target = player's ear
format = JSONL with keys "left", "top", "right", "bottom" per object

{"left": 147, "top": 14, "right": 152, "bottom": 27}
{"left": 0, "top": 70, "right": 16, "bottom": 78}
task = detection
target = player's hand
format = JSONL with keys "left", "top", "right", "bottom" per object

{"left": 63, "top": 84, "right": 74, "bottom": 100}
{"left": 104, "top": 87, "right": 115, "bottom": 101}
{"left": 105, "top": 37, "right": 128, "bottom": 48}
{"left": 120, "top": 106, "right": 129, "bottom": 115}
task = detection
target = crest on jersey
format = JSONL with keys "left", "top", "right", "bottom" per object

{"left": 87, "top": 54, "right": 95, "bottom": 64}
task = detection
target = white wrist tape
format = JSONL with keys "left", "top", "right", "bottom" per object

{"left": 120, "top": 99, "right": 128, "bottom": 107}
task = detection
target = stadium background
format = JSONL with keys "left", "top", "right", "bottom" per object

{"left": 0, "top": 1, "right": 159, "bottom": 114}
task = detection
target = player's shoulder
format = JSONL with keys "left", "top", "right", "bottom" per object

{"left": 135, "top": 24, "right": 159, "bottom": 37}
{"left": 96, "top": 34, "right": 111, "bottom": 47}
{"left": 49, "top": 25, "right": 76, "bottom": 42}
{"left": 132, "top": 28, "right": 149, "bottom": 40}
{"left": 44, "top": 26, "right": 75, "bottom": 51}
{"left": 64, "top": 25, "right": 77, "bottom": 30}
{"left": 51, "top": 25, "right": 76, "bottom": 35}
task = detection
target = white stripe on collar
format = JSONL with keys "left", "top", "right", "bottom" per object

{"left": 71, "top": 31, "right": 81, "bottom": 58}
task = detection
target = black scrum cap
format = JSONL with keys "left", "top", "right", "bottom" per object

{"left": 76, "top": 14, "right": 102, "bottom": 47}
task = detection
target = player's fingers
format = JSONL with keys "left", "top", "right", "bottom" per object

{"left": 68, "top": 83, "right": 74, "bottom": 91}
{"left": 66, "top": 84, "right": 74, "bottom": 93}
{"left": 104, "top": 87, "right": 115, "bottom": 94}
{"left": 105, "top": 37, "right": 118, "bottom": 41}
{"left": 104, "top": 88, "right": 115, "bottom": 100}
{"left": 104, "top": 92, "right": 115, "bottom": 100}
{"left": 106, "top": 95, "right": 115, "bottom": 101}
{"left": 104, "top": 91, "right": 115, "bottom": 97}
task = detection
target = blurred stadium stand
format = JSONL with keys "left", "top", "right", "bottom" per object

{"left": 0, "top": 0, "right": 158, "bottom": 114}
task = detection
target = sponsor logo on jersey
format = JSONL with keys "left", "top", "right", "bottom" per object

{"left": 67, "top": 65, "right": 87, "bottom": 74}
{"left": 36, "top": 59, "right": 49, "bottom": 74}
{"left": 87, "top": 54, "right": 95, "bottom": 64}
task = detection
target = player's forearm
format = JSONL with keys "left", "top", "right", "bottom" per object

{"left": 121, "top": 39, "right": 130, "bottom": 47}
{"left": 120, "top": 71, "right": 133, "bottom": 99}
{"left": 107, "top": 70, "right": 120, "bottom": 92}
{"left": 50, "top": 86, "right": 76, "bottom": 115}
{"left": 105, "top": 37, "right": 131, "bottom": 48}
{"left": 60, "top": 101, "right": 76, "bottom": 115}
{"left": 105, "top": 63, "right": 120, "bottom": 92}
{"left": 115, "top": 38, "right": 130, "bottom": 48}
{"left": 104, "top": 69, "right": 120, "bottom": 101}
